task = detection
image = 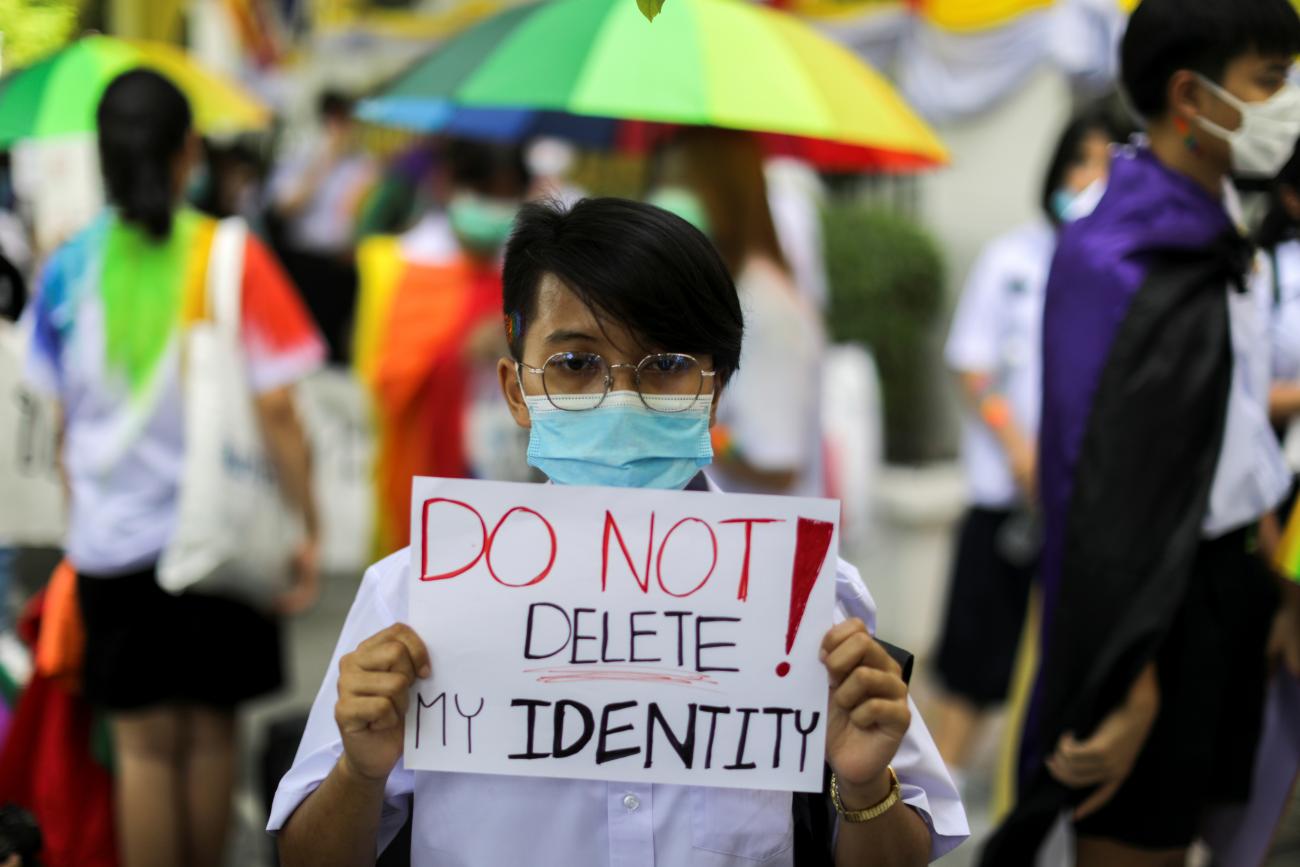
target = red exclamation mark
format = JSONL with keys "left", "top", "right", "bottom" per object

{"left": 776, "top": 517, "right": 835, "bottom": 677}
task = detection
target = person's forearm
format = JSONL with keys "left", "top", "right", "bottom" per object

{"left": 833, "top": 771, "right": 931, "bottom": 867}
{"left": 956, "top": 371, "right": 1032, "bottom": 470}
{"left": 1270, "top": 382, "right": 1300, "bottom": 425}
{"left": 710, "top": 427, "right": 799, "bottom": 492}
{"left": 257, "top": 389, "right": 320, "bottom": 538}
{"left": 279, "top": 756, "right": 386, "bottom": 867}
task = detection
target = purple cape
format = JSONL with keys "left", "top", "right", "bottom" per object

{"left": 981, "top": 146, "right": 1269, "bottom": 861}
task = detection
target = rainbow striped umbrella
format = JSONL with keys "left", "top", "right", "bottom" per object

{"left": 369, "top": 0, "right": 948, "bottom": 171}
{"left": 0, "top": 35, "right": 270, "bottom": 146}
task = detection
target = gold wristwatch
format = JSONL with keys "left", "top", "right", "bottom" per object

{"left": 830, "top": 767, "right": 901, "bottom": 823}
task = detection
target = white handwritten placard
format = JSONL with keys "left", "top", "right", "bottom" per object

{"left": 404, "top": 477, "right": 841, "bottom": 792}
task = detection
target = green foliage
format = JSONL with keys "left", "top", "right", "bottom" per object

{"left": 823, "top": 201, "right": 947, "bottom": 464}
{"left": 0, "top": 0, "right": 79, "bottom": 70}
{"left": 636, "top": 0, "right": 665, "bottom": 21}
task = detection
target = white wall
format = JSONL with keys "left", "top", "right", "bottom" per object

{"left": 921, "top": 67, "right": 1073, "bottom": 305}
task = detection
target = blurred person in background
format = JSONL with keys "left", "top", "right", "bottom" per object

{"left": 650, "top": 128, "right": 825, "bottom": 497}
{"left": 353, "top": 137, "right": 531, "bottom": 558}
{"left": 765, "top": 156, "right": 830, "bottom": 313}
{"left": 526, "top": 137, "right": 587, "bottom": 207}
{"left": 982, "top": 0, "right": 1300, "bottom": 862}
{"left": 354, "top": 137, "right": 441, "bottom": 240}
{"left": 21, "top": 70, "right": 326, "bottom": 867}
{"left": 0, "top": 152, "right": 28, "bottom": 638}
{"left": 929, "top": 108, "right": 1122, "bottom": 787}
{"left": 1261, "top": 149, "right": 1300, "bottom": 444}
{"left": 269, "top": 90, "right": 378, "bottom": 364}
{"left": 0, "top": 154, "right": 32, "bottom": 284}
{"left": 190, "top": 138, "right": 271, "bottom": 233}
{"left": 1255, "top": 147, "right": 1300, "bottom": 679}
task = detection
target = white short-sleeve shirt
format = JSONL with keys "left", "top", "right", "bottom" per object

{"left": 944, "top": 220, "right": 1054, "bottom": 509}
{"left": 268, "top": 544, "right": 969, "bottom": 865}
{"left": 1202, "top": 189, "right": 1293, "bottom": 537}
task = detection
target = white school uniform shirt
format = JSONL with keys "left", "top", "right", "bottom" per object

{"left": 1202, "top": 186, "right": 1292, "bottom": 537}
{"left": 1271, "top": 239, "right": 1300, "bottom": 384}
{"left": 1269, "top": 240, "right": 1300, "bottom": 472}
{"left": 710, "top": 261, "right": 826, "bottom": 499}
{"left": 944, "top": 220, "right": 1054, "bottom": 509}
{"left": 268, "top": 533, "right": 968, "bottom": 865}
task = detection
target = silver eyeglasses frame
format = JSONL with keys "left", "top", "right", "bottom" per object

{"left": 515, "top": 351, "right": 717, "bottom": 413}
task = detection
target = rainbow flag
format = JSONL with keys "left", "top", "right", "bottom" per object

{"left": 353, "top": 236, "right": 503, "bottom": 558}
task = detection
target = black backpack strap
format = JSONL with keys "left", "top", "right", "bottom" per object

{"left": 792, "top": 640, "right": 913, "bottom": 866}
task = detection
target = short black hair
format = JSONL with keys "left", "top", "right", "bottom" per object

{"left": 444, "top": 137, "right": 530, "bottom": 195}
{"left": 1040, "top": 104, "right": 1128, "bottom": 225}
{"left": 1257, "top": 143, "right": 1300, "bottom": 248}
{"left": 503, "top": 198, "right": 743, "bottom": 386}
{"left": 318, "top": 90, "right": 354, "bottom": 121}
{"left": 1121, "top": 0, "right": 1300, "bottom": 119}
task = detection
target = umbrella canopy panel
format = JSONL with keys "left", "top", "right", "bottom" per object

{"left": 376, "top": 0, "right": 947, "bottom": 168}
{"left": 0, "top": 36, "right": 270, "bottom": 146}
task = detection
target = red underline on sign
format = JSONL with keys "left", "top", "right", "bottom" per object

{"left": 523, "top": 667, "right": 722, "bottom": 689}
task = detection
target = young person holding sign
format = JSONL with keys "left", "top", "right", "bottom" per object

{"left": 271, "top": 198, "right": 967, "bottom": 865}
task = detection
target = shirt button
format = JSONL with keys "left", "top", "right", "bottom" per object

{"left": 623, "top": 794, "right": 641, "bottom": 812}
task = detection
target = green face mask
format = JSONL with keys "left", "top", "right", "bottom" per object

{"left": 448, "top": 193, "right": 519, "bottom": 255}
{"left": 646, "top": 186, "right": 712, "bottom": 236}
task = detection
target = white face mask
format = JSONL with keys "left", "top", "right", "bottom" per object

{"left": 1194, "top": 74, "right": 1300, "bottom": 178}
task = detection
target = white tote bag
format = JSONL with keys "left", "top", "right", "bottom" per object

{"left": 0, "top": 321, "right": 66, "bottom": 546}
{"left": 157, "top": 218, "right": 299, "bottom": 606}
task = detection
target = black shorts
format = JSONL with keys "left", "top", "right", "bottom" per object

{"left": 933, "top": 506, "right": 1038, "bottom": 708}
{"left": 1073, "top": 528, "right": 1278, "bottom": 850}
{"left": 77, "top": 566, "right": 284, "bottom": 712}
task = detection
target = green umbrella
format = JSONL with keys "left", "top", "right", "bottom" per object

{"left": 372, "top": 0, "right": 947, "bottom": 170}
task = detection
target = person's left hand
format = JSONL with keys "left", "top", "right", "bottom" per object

{"left": 821, "top": 619, "right": 911, "bottom": 799}
{"left": 1046, "top": 664, "right": 1159, "bottom": 819}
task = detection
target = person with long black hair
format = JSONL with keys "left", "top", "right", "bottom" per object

{"left": 21, "top": 69, "right": 326, "bottom": 867}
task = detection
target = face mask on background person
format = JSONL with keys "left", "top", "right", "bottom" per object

{"left": 523, "top": 390, "right": 714, "bottom": 489}
{"left": 448, "top": 192, "right": 519, "bottom": 255}
{"left": 1195, "top": 74, "right": 1300, "bottom": 178}
{"left": 1050, "top": 178, "right": 1106, "bottom": 223}
{"left": 646, "top": 186, "right": 712, "bottom": 236}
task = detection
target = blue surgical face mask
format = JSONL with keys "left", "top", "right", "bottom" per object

{"left": 1050, "top": 189, "right": 1079, "bottom": 223}
{"left": 1050, "top": 179, "right": 1104, "bottom": 224}
{"left": 524, "top": 390, "right": 713, "bottom": 489}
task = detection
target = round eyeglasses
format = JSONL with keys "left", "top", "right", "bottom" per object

{"left": 516, "top": 352, "right": 717, "bottom": 413}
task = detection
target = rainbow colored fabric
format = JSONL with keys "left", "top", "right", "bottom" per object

{"left": 353, "top": 236, "right": 503, "bottom": 557}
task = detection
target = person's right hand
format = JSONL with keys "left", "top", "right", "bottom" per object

{"left": 335, "top": 623, "right": 432, "bottom": 784}
{"left": 275, "top": 537, "right": 322, "bottom": 617}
